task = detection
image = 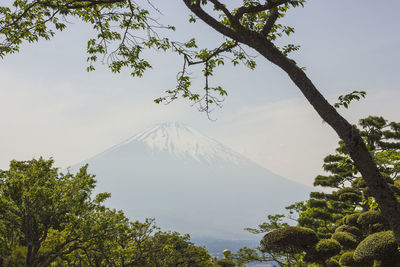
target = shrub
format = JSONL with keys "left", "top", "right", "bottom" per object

{"left": 331, "top": 232, "right": 358, "bottom": 249}
{"left": 339, "top": 251, "right": 356, "bottom": 266}
{"left": 354, "top": 231, "right": 399, "bottom": 263}
{"left": 357, "top": 211, "right": 386, "bottom": 227}
{"left": 315, "top": 239, "right": 341, "bottom": 260}
{"left": 261, "top": 226, "right": 318, "bottom": 253}
{"left": 343, "top": 213, "right": 360, "bottom": 226}
{"left": 335, "top": 225, "right": 362, "bottom": 237}
{"left": 325, "top": 258, "right": 340, "bottom": 267}
{"left": 357, "top": 211, "right": 388, "bottom": 234}
{"left": 335, "top": 187, "right": 362, "bottom": 203}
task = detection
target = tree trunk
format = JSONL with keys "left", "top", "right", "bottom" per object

{"left": 26, "top": 243, "right": 33, "bottom": 267}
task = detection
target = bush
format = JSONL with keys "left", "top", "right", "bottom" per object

{"left": 335, "top": 187, "right": 362, "bottom": 203}
{"left": 261, "top": 226, "right": 318, "bottom": 253}
{"left": 357, "top": 211, "right": 386, "bottom": 226}
{"left": 335, "top": 225, "right": 362, "bottom": 237}
{"left": 339, "top": 251, "right": 356, "bottom": 266}
{"left": 325, "top": 258, "right": 340, "bottom": 267}
{"left": 308, "top": 198, "right": 328, "bottom": 208}
{"left": 354, "top": 231, "right": 399, "bottom": 263}
{"left": 331, "top": 232, "right": 358, "bottom": 249}
{"left": 357, "top": 211, "right": 388, "bottom": 234}
{"left": 315, "top": 239, "right": 341, "bottom": 260}
{"left": 343, "top": 213, "right": 360, "bottom": 226}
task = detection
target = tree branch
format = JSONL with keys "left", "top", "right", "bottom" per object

{"left": 182, "top": 0, "right": 240, "bottom": 41}
{"left": 234, "top": 0, "right": 291, "bottom": 20}
{"left": 261, "top": 8, "right": 279, "bottom": 36}
{"left": 208, "top": 0, "right": 234, "bottom": 21}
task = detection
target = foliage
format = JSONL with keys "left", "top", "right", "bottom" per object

{"left": 334, "top": 225, "right": 362, "bottom": 238}
{"left": 339, "top": 251, "right": 356, "bottom": 266}
{"left": 312, "top": 239, "right": 341, "bottom": 263}
{"left": 334, "top": 91, "right": 366, "bottom": 109}
{"left": 353, "top": 231, "right": 399, "bottom": 264}
{"left": 331, "top": 232, "right": 358, "bottom": 250}
{"left": 261, "top": 226, "right": 318, "bottom": 253}
{"left": 356, "top": 210, "right": 388, "bottom": 234}
{"left": 0, "top": 158, "right": 215, "bottom": 267}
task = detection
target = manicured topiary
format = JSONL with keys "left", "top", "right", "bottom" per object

{"left": 308, "top": 198, "right": 328, "bottom": 208}
{"left": 315, "top": 239, "right": 342, "bottom": 260}
{"left": 261, "top": 226, "right": 318, "bottom": 253}
{"left": 331, "top": 232, "right": 358, "bottom": 249}
{"left": 335, "top": 225, "right": 362, "bottom": 237}
{"left": 370, "top": 223, "right": 386, "bottom": 233}
{"left": 339, "top": 251, "right": 357, "bottom": 266}
{"left": 325, "top": 258, "right": 340, "bottom": 267}
{"left": 354, "top": 231, "right": 399, "bottom": 263}
{"left": 335, "top": 187, "right": 362, "bottom": 203}
{"left": 357, "top": 211, "right": 388, "bottom": 234}
{"left": 357, "top": 210, "right": 385, "bottom": 226}
{"left": 343, "top": 213, "right": 360, "bottom": 226}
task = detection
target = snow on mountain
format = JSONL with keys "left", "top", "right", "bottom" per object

{"left": 102, "top": 122, "right": 250, "bottom": 165}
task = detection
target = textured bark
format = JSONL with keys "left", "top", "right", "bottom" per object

{"left": 183, "top": 0, "right": 400, "bottom": 244}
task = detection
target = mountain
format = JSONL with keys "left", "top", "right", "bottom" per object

{"left": 75, "top": 122, "right": 311, "bottom": 243}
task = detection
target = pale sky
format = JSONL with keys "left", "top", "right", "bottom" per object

{"left": 0, "top": 0, "right": 399, "bottom": 185}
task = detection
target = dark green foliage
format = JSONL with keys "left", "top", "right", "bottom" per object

{"left": 354, "top": 231, "right": 399, "bottom": 263}
{"left": 308, "top": 199, "right": 328, "bottom": 209}
{"left": 335, "top": 187, "right": 362, "bottom": 203}
{"left": 216, "top": 258, "right": 235, "bottom": 267}
{"left": 261, "top": 226, "right": 318, "bottom": 253}
{"left": 357, "top": 210, "right": 388, "bottom": 234}
{"left": 335, "top": 225, "right": 362, "bottom": 237}
{"left": 339, "top": 251, "right": 357, "bottom": 266}
{"left": 304, "top": 239, "right": 342, "bottom": 264}
{"left": 325, "top": 258, "right": 341, "bottom": 267}
{"left": 343, "top": 213, "right": 360, "bottom": 226}
{"left": 331, "top": 232, "right": 358, "bottom": 249}
{"left": 315, "top": 239, "right": 341, "bottom": 260}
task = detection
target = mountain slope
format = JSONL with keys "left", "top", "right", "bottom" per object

{"left": 76, "top": 122, "right": 311, "bottom": 240}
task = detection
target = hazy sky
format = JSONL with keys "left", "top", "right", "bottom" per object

{"left": 0, "top": 0, "right": 399, "bottom": 185}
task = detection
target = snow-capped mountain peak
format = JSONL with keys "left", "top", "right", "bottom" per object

{"left": 115, "top": 122, "right": 248, "bottom": 165}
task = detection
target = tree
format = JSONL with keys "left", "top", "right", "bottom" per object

{"left": 236, "top": 116, "right": 400, "bottom": 266}
{"left": 0, "top": 158, "right": 217, "bottom": 267}
{"left": 0, "top": 158, "right": 104, "bottom": 266}
{"left": 1, "top": 0, "right": 400, "bottom": 243}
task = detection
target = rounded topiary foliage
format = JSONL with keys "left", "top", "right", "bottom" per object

{"left": 357, "top": 211, "right": 388, "bottom": 233}
{"left": 308, "top": 198, "right": 328, "bottom": 209}
{"left": 335, "top": 225, "right": 362, "bottom": 237}
{"left": 354, "top": 231, "right": 400, "bottom": 263}
{"left": 314, "top": 239, "right": 342, "bottom": 261}
{"left": 331, "top": 232, "right": 358, "bottom": 249}
{"left": 217, "top": 258, "right": 235, "bottom": 267}
{"left": 390, "top": 184, "right": 400, "bottom": 196}
{"left": 339, "top": 251, "right": 357, "bottom": 266}
{"left": 261, "top": 226, "right": 318, "bottom": 253}
{"left": 325, "top": 258, "right": 340, "bottom": 267}
{"left": 335, "top": 187, "right": 362, "bottom": 203}
{"left": 343, "top": 213, "right": 360, "bottom": 226}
